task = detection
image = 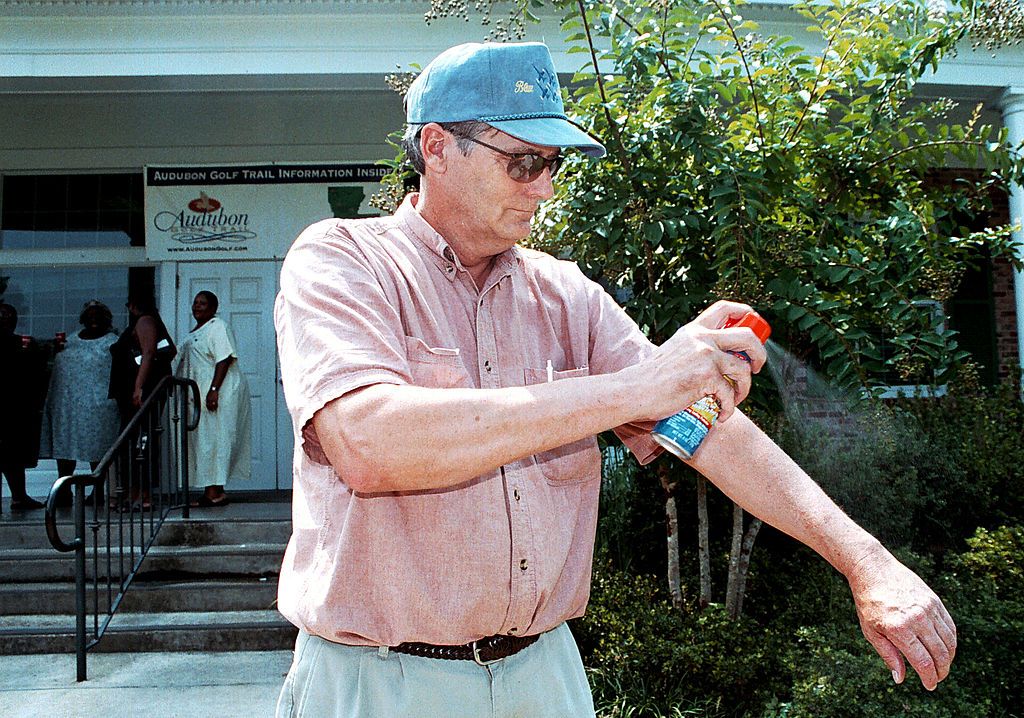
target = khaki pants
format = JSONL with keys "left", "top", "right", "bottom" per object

{"left": 276, "top": 622, "right": 596, "bottom": 718}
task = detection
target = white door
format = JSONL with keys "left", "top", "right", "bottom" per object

{"left": 175, "top": 261, "right": 291, "bottom": 490}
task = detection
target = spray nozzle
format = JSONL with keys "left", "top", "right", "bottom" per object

{"left": 722, "top": 310, "right": 772, "bottom": 345}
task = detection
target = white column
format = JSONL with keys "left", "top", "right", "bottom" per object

{"left": 1000, "top": 88, "right": 1024, "bottom": 384}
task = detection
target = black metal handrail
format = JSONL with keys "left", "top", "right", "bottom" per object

{"left": 44, "top": 376, "right": 200, "bottom": 681}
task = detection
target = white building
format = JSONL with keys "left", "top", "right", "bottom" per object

{"left": 2, "top": 0, "right": 1022, "bottom": 492}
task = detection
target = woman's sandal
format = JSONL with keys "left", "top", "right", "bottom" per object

{"left": 197, "top": 494, "right": 230, "bottom": 508}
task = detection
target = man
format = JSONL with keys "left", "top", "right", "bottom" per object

{"left": 274, "top": 41, "right": 955, "bottom": 717}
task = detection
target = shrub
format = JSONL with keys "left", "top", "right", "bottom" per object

{"left": 773, "top": 527, "right": 1024, "bottom": 717}
{"left": 896, "top": 385, "right": 1024, "bottom": 548}
{"left": 576, "top": 559, "right": 787, "bottom": 717}
{"left": 598, "top": 444, "right": 666, "bottom": 575}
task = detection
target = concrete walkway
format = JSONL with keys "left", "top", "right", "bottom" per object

{"left": 0, "top": 650, "right": 293, "bottom": 717}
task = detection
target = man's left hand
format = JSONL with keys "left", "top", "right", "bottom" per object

{"left": 847, "top": 548, "right": 957, "bottom": 691}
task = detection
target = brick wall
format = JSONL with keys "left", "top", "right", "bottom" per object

{"left": 992, "top": 258, "right": 1019, "bottom": 381}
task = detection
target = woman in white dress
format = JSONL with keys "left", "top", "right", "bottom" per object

{"left": 176, "top": 290, "right": 251, "bottom": 507}
{"left": 39, "top": 300, "right": 121, "bottom": 506}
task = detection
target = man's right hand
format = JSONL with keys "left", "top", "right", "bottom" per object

{"left": 631, "top": 300, "right": 767, "bottom": 424}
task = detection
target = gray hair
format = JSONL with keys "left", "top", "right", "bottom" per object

{"left": 401, "top": 120, "right": 491, "bottom": 175}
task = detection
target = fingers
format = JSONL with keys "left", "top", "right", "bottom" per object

{"left": 894, "top": 600, "right": 956, "bottom": 690}
{"left": 864, "top": 607, "right": 956, "bottom": 691}
{"left": 693, "top": 300, "right": 754, "bottom": 330}
{"left": 898, "top": 633, "right": 942, "bottom": 690}
{"left": 936, "top": 603, "right": 958, "bottom": 652}
{"left": 716, "top": 353, "right": 752, "bottom": 421}
{"left": 864, "top": 628, "right": 906, "bottom": 685}
{"left": 715, "top": 327, "right": 768, "bottom": 373}
{"left": 917, "top": 622, "right": 954, "bottom": 685}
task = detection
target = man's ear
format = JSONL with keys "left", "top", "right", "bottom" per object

{"left": 420, "top": 123, "right": 450, "bottom": 176}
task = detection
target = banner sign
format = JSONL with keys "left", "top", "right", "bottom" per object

{"left": 144, "top": 163, "right": 387, "bottom": 261}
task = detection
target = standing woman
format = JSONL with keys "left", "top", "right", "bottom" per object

{"left": 108, "top": 293, "right": 175, "bottom": 510}
{"left": 176, "top": 290, "right": 251, "bottom": 506}
{"left": 40, "top": 300, "right": 121, "bottom": 504}
{"left": 0, "top": 303, "right": 47, "bottom": 510}
{"left": 109, "top": 293, "right": 176, "bottom": 422}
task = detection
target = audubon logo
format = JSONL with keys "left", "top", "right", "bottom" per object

{"left": 153, "top": 191, "right": 256, "bottom": 248}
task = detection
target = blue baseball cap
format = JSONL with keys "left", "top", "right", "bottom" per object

{"left": 406, "top": 42, "right": 606, "bottom": 158}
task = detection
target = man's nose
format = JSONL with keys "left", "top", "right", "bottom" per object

{"left": 525, "top": 167, "right": 555, "bottom": 200}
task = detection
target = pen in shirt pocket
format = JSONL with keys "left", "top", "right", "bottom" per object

{"left": 546, "top": 359, "right": 554, "bottom": 383}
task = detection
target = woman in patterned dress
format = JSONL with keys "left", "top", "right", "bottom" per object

{"left": 40, "top": 300, "right": 121, "bottom": 504}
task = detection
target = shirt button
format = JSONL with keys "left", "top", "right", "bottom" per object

{"left": 513, "top": 488, "right": 520, "bottom": 501}
{"left": 443, "top": 247, "right": 455, "bottom": 262}
{"left": 445, "top": 264, "right": 454, "bottom": 274}
{"left": 520, "top": 559, "right": 528, "bottom": 571}
{"left": 484, "top": 360, "right": 491, "bottom": 373}
{"left": 508, "top": 627, "right": 518, "bottom": 635}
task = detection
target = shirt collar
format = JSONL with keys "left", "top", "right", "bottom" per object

{"left": 395, "top": 193, "right": 520, "bottom": 283}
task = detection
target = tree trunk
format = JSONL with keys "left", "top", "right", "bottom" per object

{"left": 725, "top": 502, "right": 744, "bottom": 617}
{"left": 657, "top": 463, "right": 682, "bottom": 609}
{"left": 726, "top": 505, "right": 763, "bottom": 620}
{"left": 733, "top": 516, "right": 762, "bottom": 618}
{"left": 697, "top": 475, "right": 711, "bottom": 609}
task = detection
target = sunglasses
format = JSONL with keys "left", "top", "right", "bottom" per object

{"left": 458, "top": 134, "right": 562, "bottom": 183}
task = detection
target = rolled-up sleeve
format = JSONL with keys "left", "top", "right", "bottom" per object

{"left": 274, "top": 219, "right": 410, "bottom": 465}
{"left": 578, "top": 269, "right": 664, "bottom": 465}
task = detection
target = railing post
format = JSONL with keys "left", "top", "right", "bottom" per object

{"left": 180, "top": 383, "right": 190, "bottom": 520}
{"left": 74, "top": 482, "right": 88, "bottom": 682}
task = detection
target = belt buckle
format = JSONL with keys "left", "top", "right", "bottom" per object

{"left": 471, "top": 639, "right": 502, "bottom": 667}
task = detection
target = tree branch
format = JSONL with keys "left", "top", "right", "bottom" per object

{"left": 707, "top": 0, "right": 766, "bottom": 152}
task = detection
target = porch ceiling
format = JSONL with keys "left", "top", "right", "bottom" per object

{"left": 1, "top": 0, "right": 1021, "bottom": 95}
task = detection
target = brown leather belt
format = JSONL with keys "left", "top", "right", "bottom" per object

{"left": 392, "top": 633, "right": 540, "bottom": 666}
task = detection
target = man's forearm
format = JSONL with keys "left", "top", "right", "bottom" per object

{"left": 689, "top": 410, "right": 883, "bottom": 578}
{"left": 314, "top": 371, "right": 640, "bottom": 493}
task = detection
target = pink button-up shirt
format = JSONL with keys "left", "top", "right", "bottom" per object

{"left": 274, "top": 194, "right": 662, "bottom": 647}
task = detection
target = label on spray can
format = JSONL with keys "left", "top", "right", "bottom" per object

{"left": 651, "top": 310, "right": 771, "bottom": 461}
{"left": 651, "top": 396, "right": 722, "bottom": 459}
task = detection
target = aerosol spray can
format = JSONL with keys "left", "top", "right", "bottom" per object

{"left": 651, "top": 310, "right": 771, "bottom": 460}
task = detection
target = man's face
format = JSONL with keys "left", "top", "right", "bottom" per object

{"left": 444, "top": 128, "right": 558, "bottom": 249}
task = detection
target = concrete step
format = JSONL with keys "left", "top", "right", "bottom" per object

{"left": 0, "top": 543, "right": 286, "bottom": 583}
{"left": 0, "top": 609, "right": 298, "bottom": 654}
{"left": 0, "top": 499, "right": 294, "bottom": 655}
{"left": 1, "top": 518, "right": 291, "bottom": 550}
{"left": 155, "top": 518, "right": 292, "bottom": 546}
{"left": 0, "top": 578, "right": 280, "bottom": 615}
{"left": 0, "top": 520, "right": 61, "bottom": 550}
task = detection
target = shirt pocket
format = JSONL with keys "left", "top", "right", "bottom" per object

{"left": 404, "top": 336, "right": 469, "bottom": 389}
{"left": 524, "top": 366, "right": 601, "bottom": 486}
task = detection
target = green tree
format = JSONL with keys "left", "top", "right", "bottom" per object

{"left": 533, "top": 0, "right": 1024, "bottom": 616}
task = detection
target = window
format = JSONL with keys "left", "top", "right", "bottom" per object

{"left": 0, "top": 266, "right": 158, "bottom": 339}
{"left": 877, "top": 300, "right": 948, "bottom": 398}
{"left": 0, "top": 172, "right": 152, "bottom": 340}
{"left": 1, "top": 173, "right": 144, "bottom": 249}
{"left": 946, "top": 249, "right": 998, "bottom": 386}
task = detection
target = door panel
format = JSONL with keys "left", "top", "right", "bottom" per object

{"left": 176, "top": 261, "right": 289, "bottom": 490}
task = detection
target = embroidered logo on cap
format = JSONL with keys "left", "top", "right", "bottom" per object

{"left": 514, "top": 80, "right": 534, "bottom": 94}
{"left": 534, "top": 65, "right": 557, "bottom": 101}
